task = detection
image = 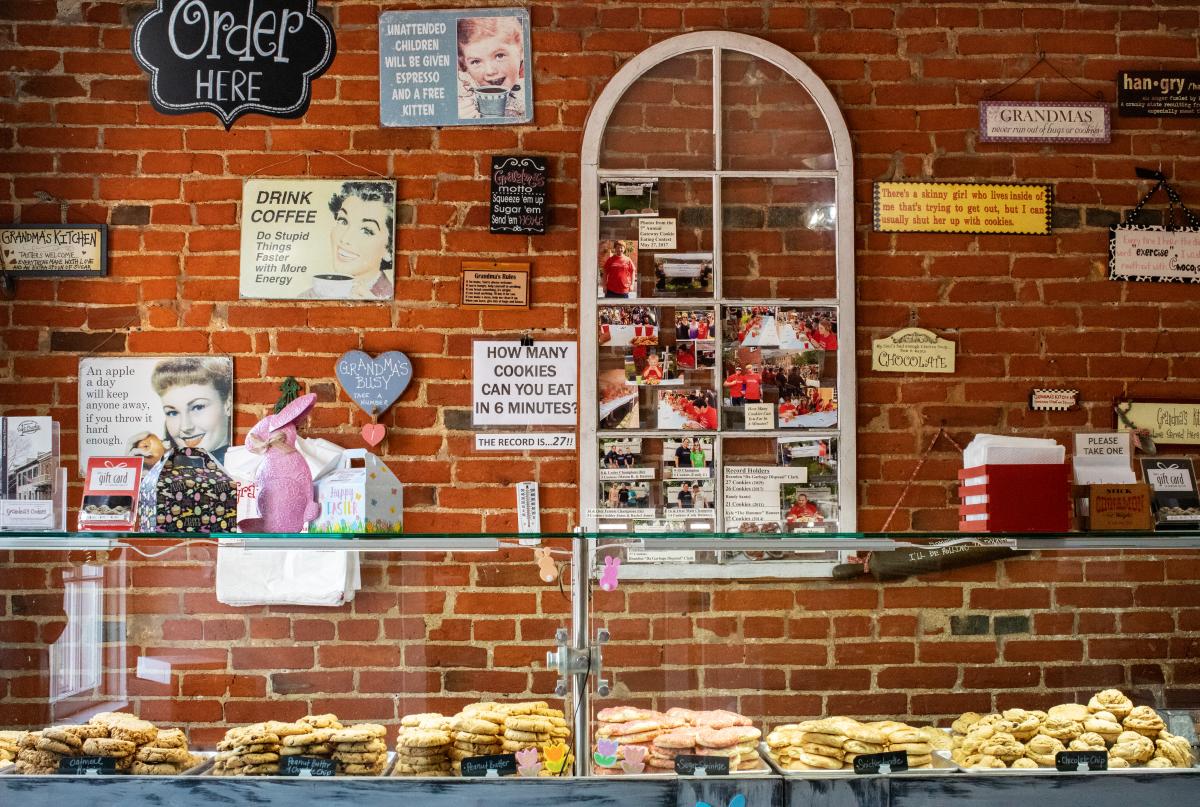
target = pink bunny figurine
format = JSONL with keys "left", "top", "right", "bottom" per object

{"left": 241, "top": 393, "right": 320, "bottom": 533}
{"left": 599, "top": 555, "right": 621, "bottom": 592}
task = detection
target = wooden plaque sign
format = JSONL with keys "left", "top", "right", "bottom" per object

{"left": 461, "top": 262, "right": 530, "bottom": 309}
{"left": 0, "top": 225, "right": 106, "bottom": 277}
{"left": 874, "top": 181, "right": 1053, "bottom": 235}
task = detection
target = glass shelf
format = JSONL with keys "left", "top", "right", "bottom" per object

{"left": 1, "top": 530, "right": 1199, "bottom": 551}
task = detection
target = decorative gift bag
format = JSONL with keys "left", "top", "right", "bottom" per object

{"left": 153, "top": 447, "right": 237, "bottom": 533}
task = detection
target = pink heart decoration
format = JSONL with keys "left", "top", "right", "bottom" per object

{"left": 361, "top": 423, "right": 385, "bottom": 447}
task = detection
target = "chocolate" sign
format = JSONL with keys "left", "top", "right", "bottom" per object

{"left": 132, "top": 0, "right": 335, "bottom": 129}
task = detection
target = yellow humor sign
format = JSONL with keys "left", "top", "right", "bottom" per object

{"left": 874, "top": 181, "right": 1052, "bottom": 235}
{"left": 872, "top": 328, "right": 956, "bottom": 374}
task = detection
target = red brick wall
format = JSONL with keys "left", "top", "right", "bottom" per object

{"left": 2, "top": 1, "right": 1199, "bottom": 735}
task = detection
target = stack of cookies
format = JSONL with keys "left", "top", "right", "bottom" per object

{"left": 501, "top": 710, "right": 554, "bottom": 757}
{"left": 948, "top": 690, "right": 1195, "bottom": 770}
{"left": 766, "top": 718, "right": 887, "bottom": 771}
{"left": 393, "top": 713, "right": 452, "bottom": 777}
{"left": 0, "top": 730, "right": 24, "bottom": 763}
{"left": 449, "top": 705, "right": 507, "bottom": 772}
{"left": 595, "top": 705, "right": 763, "bottom": 773}
{"left": 329, "top": 722, "right": 387, "bottom": 775}
{"left": 871, "top": 721, "right": 934, "bottom": 769}
{"left": 278, "top": 714, "right": 342, "bottom": 760}
{"left": 213, "top": 723, "right": 283, "bottom": 776}
{"left": 11, "top": 713, "right": 198, "bottom": 776}
{"left": 131, "top": 727, "right": 201, "bottom": 775}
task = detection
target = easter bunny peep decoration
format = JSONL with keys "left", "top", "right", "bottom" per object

{"left": 241, "top": 393, "right": 320, "bottom": 533}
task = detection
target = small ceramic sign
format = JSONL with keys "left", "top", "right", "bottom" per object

{"left": 871, "top": 328, "right": 955, "bottom": 374}
{"left": 489, "top": 156, "right": 548, "bottom": 234}
{"left": 1030, "top": 388, "right": 1079, "bottom": 411}
{"left": 335, "top": 350, "right": 413, "bottom": 418}
{"left": 979, "top": 101, "right": 1110, "bottom": 144}
{"left": 1109, "top": 225, "right": 1200, "bottom": 284}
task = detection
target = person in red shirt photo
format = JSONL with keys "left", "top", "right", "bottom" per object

{"left": 723, "top": 366, "right": 745, "bottom": 406}
{"left": 641, "top": 352, "right": 664, "bottom": 384}
{"left": 603, "top": 240, "right": 636, "bottom": 298}
{"left": 785, "top": 492, "right": 822, "bottom": 525}
{"left": 742, "top": 364, "right": 763, "bottom": 404}
{"left": 806, "top": 317, "right": 838, "bottom": 350}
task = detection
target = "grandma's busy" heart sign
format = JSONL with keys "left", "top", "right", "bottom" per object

{"left": 335, "top": 350, "right": 413, "bottom": 418}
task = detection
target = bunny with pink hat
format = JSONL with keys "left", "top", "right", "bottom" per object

{"left": 239, "top": 393, "right": 321, "bottom": 533}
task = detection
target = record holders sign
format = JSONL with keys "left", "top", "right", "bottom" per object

{"left": 132, "top": 0, "right": 335, "bottom": 129}
{"left": 1118, "top": 71, "right": 1200, "bottom": 118}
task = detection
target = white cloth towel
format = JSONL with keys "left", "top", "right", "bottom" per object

{"left": 216, "top": 546, "right": 360, "bottom": 607}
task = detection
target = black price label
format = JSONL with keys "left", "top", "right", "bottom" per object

{"left": 460, "top": 753, "right": 517, "bottom": 777}
{"left": 1055, "top": 750, "right": 1108, "bottom": 772}
{"left": 57, "top": 756, "right": 117, "bottom": 775}
{"left": 674, "top": 754, "right": 731, "bottom": 776}
{"left": 279, "top": 755, "right": 337, "bottom": 777}
{"left": 853, "top": 751, "right": 909, "bottom": 775}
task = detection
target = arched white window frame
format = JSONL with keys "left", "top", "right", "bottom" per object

{"left": 579, "top": 32, "right": 857, "bottom": 549}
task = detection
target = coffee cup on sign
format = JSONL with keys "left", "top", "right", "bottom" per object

{"left": 474, "top": 85, "right": 514, "bottom": 117}
{"left": 311, "top": 273, "right": 354, "bottom": 298}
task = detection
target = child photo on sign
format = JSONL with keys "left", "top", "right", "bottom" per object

{"left": 457, "top": 16, "right": 527, "bottom": 119}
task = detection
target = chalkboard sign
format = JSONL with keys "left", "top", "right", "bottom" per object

{"left": 58, "top": 756, "right": 117, "bottom": 775}
{"left": 852, "top": 751, "right": 908, "bottom": 775}
{"left": 1118, "top": 71, "right": 1200, "bottom": 118}
{"left": 132, "top": 0, "right": 336, "bottom": 129}
{"left": 279, "top": 755, "right": 337, "bottom": 776}
{"left": 460, "top": 753, "right": 517, "bottom": 777}
{"left": 1055, "top": 750, "right": 1107, "bottom": 772}
{"left": 335, "top": 350, "right": 413, "bottom": 418}
{"left": 674, "top": 754, "right": 731, "bottom": 776}
{"left": 490, "top": 156, "right": 549, "bottom": 234}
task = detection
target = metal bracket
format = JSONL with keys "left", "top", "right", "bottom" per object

{"left": 545, "top": 626, "right": 611, "bottom": 697}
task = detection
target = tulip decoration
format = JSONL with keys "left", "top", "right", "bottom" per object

{"left": 594, "top": 737, "right": 619, "bottom": 768}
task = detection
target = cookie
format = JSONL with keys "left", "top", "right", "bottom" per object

{"left": 1025, "top": 734, "right": 1065, "bottom": 766}
{"left": 1011, "top": 757, "right": 1039, "bottom": 769}
{"left": 131, "top": 761, "right": 178, "bottom": 775}
{"left": 1146, "top": 756, "right": 1175, "bottom": 768}
{"left": 299, "top": 714, "right": 342, "bottom": 730}
{"left": 505, "top": 716, "right": 553, "bottom": 734}
{"left": 1047, "top": 703, "right": 1090, "bottom": 723}
{"left": 136, "top": 745, "right": 191, "bottom": 764}
{"left": 62, "top": 725, "right": 108, "bottom": 741}
{"left": 951, "top": 713, "right": 983, "bottom": 735}
{"left": 339, "top": 761, "right": 386, "bottom": 775}
{"left": 1110, "top": 731, "right": 1154, "bottom": 763}
{"left": 334, "top": 740, "right": 387, "bottom": 753}
{"left": 398, "top": 730, "right": 450, "bottom": 749}
{"left": 502, "top": 728, "right": 549, "bottom": 743}
{"left": 1082, "top": 712, "right": 1122, "bottom": 743}
{"left": 241, "top": 763, "right": 281, "bottom": 775}
{"left": 36, "top": 738, "right": 77, "bottom": 756}
{"left": 1123, "top": 706, "right": 1165, "bottom": 738}
{"left": 264, "top": 721, "right": 310, "bottom": 737}
{"left": 795, "top": 751, "right": 842, "bottom": 769}
{"left": 1088, "top": 689, "right": 1134, "bottom": 720}
{"left": 154, "top": 728, "right": 187, "bottom": 749}
{"left": 40, "top": 729, "right": 83, "bottom": 749}
{"left": 1068, "top": 732, "right": 1107, "bottom": 752}
{"left": 109, "top": 721, "right": 158, "bottom": 745}
{"left": 82, "top": 738, "right": 136, "bottom": 758}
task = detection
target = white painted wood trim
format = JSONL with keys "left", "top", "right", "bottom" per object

{"left": 579, "top": 31, "right": 857, "bottom": 535}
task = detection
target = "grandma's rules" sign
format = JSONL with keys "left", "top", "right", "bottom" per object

{"left": 132, "top": 0, "right": 335, "bottom": 129}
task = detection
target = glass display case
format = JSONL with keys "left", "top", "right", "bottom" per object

{"left": 2, "top": 532, "right": 1197, "bottom": 794}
